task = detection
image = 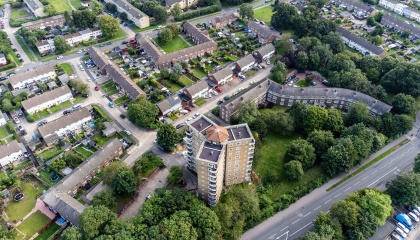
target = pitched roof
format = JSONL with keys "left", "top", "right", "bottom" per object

{"left": 185, "top": 80, "right": 209, "bottom": 96}
{"left": 382, "top": 13, "right": 420, "bottom": 37}
{"left": 212, "top": 13, "right": 237, "bottom": 24}
{"left": 236, "top": 54, "right": 256, "bottom": 68}
{"left": 135, "top": 34, "right": 162, "bottom": 63}
{"left": 157, "top": 95, "right": 181, "bottom": 113}
{"left": 335, "top": 0, "right": 375, "bottom": 13}
{"left": 22, "top": 14, "right": 65, "bottom": 28}
{"left": 183, "top": 22, "right": 212, "bottom": 43}
{"left": 254, "top": 44, "right": 275, "bottom": 58}
{"left": 0, "top": 140, "right": 21, "bottom": 159}
{"left": 24, "top": 0, "right": 43, "bottom": 10}
{"left": 166, "top": 0, "right": 182, "bottom": 7}
{"left": 210, "top": 64, "right": 233, "bottom": 83}
{"left": 111, "top": 0, "right": 147, "bottom": 19}
{"left": 104, "top": 64, "right": 145, "bottom": 99}
{"left": 9, "top": 64, "right": 55, "bottom": 86}
{"left": 248, "top": 21, "right": 275, "bottom": 39}
{"left": 22, "top": 85, "right": 72, "bottom": 111}
{"left": 38, "top": 107, "right": 91, "bottom": 137}
{"left": 336, "top": 27, "right": 386, "bottom": 55}
{"left": 40, "top": 139, "right": 123, "bottom": 226}
{"left": 88, "top": 47, "right": 109, "bottom": 70}
{"left": 206, "top": 125, "right": 229, "bottom": 142}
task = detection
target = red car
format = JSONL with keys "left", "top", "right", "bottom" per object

{"left": 184, "top": 107, "right": 192, "bottom": 112}
{"left": 215, "top": 87, "right": 222, "bottom": 93}
{"left": 94, "top": 86, "right": 100, "bottom": 91}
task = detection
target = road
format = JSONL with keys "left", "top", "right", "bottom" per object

{"left": 241, "top": 134, "right": 420, "bottom": 240}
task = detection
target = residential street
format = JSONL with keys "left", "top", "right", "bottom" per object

{"left": 241, "top": 115, "right": 420, "bottom": 240}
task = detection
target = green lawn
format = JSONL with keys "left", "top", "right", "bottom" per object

{"left": 17, "top": 211, "right": 51, "bottom": 240}
{"left": 38, "top": 167, "right": 62, "bottom": 186}
{"left": 179, "top": 76, "right": 194, "bottom": 86}
{"left": 15, "top": 159, "right": 31, "bottom": 171}
{"left": 191, "top": 69, "right": 207, "bottom": 79}
{"left": 194, "top": 97, "right": 206, "bottom": 106}
{"left": 15, "top": 36, "right": 35, "bottom": 62}
{"left": 114, "top": 95, "right": 130, "bottom": 106}
{"left": 93, "top": 105, "right": 111, "bottom": 122}
{"left": 61, "top": 63, "right": 73, "bottom": 74}
{"left": 73, "top": 95, "right": 85, "bottom": 104}
{"left": 165, "top": 81, "right": 182, "bottom": 92}
{"left": 254, "top": 6, "right": 274, "bottom": 25}
{"left": 38, "top": 110, "right": 50, "bottom": 118}
{"left": 49, "top": 105, "right": 61, "bottom": 113}
{"left": 6, "top": 135, "right": 15, "bottom": 143}
{"left": 35, "top": 147, "right": 63, "bottom": 161}
{"left": 74, "top": 146, "right": 94, "bottom": 158}
{"left": 6, "top": 183, "right": 47, "bottom": 221}
{"left": 245, "top": 69, "right": 257, "bottom": 77}
{"left": 11, "top": 9, "right": 29, "bottom": 19}
{"left": 130, "top": 25, "right": 157, "bottom": 32}
{"left": 0, "top": 126, "right": 8, "bottom": 139}
{"left": 100, "top": 81, "right": 118, "bottom": 96}
{"left": 296, "top": 80, "right": 310, "bottom": 87}
{"left": 276, "top": 30, "right": 294, "bottom": 56}
{"left": 92, "top": 134, "right": 111, "bottom": 147}
{"left": 153, "top": 36, "right": 190, "bottom": 53}
{"left": 48, "top": 0, "right": 73, "bottom": 13}
{"left": 59, "top": 101, "right": 72, "bottom": 109}
{"left": 34, "top": 223, "right": 60, "bottom": 240}
{"left": 69, "top": 0, "right": 82, "bottom": 9}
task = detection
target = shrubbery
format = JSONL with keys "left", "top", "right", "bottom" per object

{"left": 174, "top": 3, "right": 222, "bottom": 21}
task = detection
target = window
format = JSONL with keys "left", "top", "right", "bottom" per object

{"left": 236, "top": 147, "right": 241, "bottom": 150}
{"left": 236, "top": 151, "right": 240, "bottom": 155}
{"left": 235, "top": 156, "right": 240, "bottom": 159}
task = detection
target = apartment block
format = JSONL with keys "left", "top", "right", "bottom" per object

{"left": 21, "top": 15, "right": 65, "bottom": 30}
{"left": 40, "top": 139, "right": 124, "bottom": 226}
{"left": 0, "top": 140, "right": 23, "bottom": 167}
{"left": 9, "top": 64, "right": 56, "bottom": 90}
{"left": 103, "top": 0, "right": 150, "bottom": 28}
{"left": 21, "top": 85, "right": 73, "bottom": 114}
{"left": 186, "top": 116, "right": 254, "bottom": 206}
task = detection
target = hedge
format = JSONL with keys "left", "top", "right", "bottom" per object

{"left": 174, "top": 3, "right": 222, "bottom": 21}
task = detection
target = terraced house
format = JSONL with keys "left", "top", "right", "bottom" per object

{"left": 103, "top": 0, "right": 150, "bottom": 28}
{"left": 21, "top": 85, "right": 73, "bottom": 114}
{"left": 336, "top": 27, "right": 387, "bottom": 58}
{"left": 9, "top": 64, "right": 56, "bottom": 90}
{"left": 248, "top": 21, "right": 276, "bottom": 44}
{"left": 381, "top": 14, "right": 420, "bottom": 40}
{"left": 40, "top": 139, "right": 124, "bottom": 226}
{"left": 219, "top": 79, "right": 392, "bottom": 122}
{"left": 211, "top": 13, "right": 238, "bottom": 29}
{"left": 331, "top": 0, "right": 376, "bottom": 18}
{"left": 0, "top": 140, "right": 24, "bottom": 168}
{"left": 135, "top": 21, "right": 217, "bottom": 69}
{"left": 21, "top": 15, "right": 66, "bottom": 30}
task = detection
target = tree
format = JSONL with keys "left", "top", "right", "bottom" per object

{"left": 64, "top": 11, "right": 73, "bottom": 26}
{"left": 62, "top": 227, "right": 82, "bottom": 240}
{"left": 75, "top": 81, "right": 88, "bottom": 94}
{"left": 369, "top": 35, "right": 384, "bottom": 46}
{"left": 91, "top": 0, "right": 103, "bottom": 15}
{"left": 345, "top": 101, "right": 372, "bottom": 127}
{"left": 309, "top": 0, "right": 327, "bottom": 8}
{"left": 94, "top": 119, "right": 105, "bottom": 132}
{"left": 133, "top": 152, "right": 164, "bottom": 175}
{"left": 189, "top": 204, "right": 222, "bottom": 240}
{"left": 157, "top": 123, "right": 179, "bottom": 152}
{"left": 50, "top": 158, "right": 66, "bottom": 172}
{"left": 270, "top": 62, "right": 287, "bottom": 83}
{"left": 295, "top": 51, "right": 309, "bottom": 70}
{"left": 325, "top": 108, "right": 344, "bottom": 134}
{"left": 322, "top": 137, "right": 357, "bottom": 177}
{"left": 1, "top": 99, "right": 13, "bottom": 112}
{"left": 284, "top": 160, "right": 304, "bottom": 181}
{"left": 168, "top": 166, "right": 183, "bottom": 184}
{"left": 239, "top": 3, "right": 254, "bottom": 20}
{"left": 327, "top": 52, "right": 356, "bottom": 72}
{"left": 44, "top": 4, "right": 57, "bottom": 15}
{"left": 62, "top": 152, "right": 84, "bottom": 168}
{"left": 304, "top": 106, "right": 329, "bottom": 134}
{"left": 381, "top": 63, "right": 420, "bottom": 97}
{"left": 271, "top": 3, "right": 298, "bottom": 29}
{"left": 331, "top": 200, "right": 360, "bottom": 228}
{"left": 172, "top": 62, "right": 183, "bottom": 74}
{"left": 79, "top": 206, "right": 117, "bottom": 239}
{"left": 355, "top": 188, "right": 392, "bottom": 226}
{"left": 113, "top": 166, "right": 137, "bottom": 196}
{"left": 54, "top": 36, "right": 71, "bottom": 54}
{"left": 414, "top": 153, "right": 420, "bottom": 173}
{"left": 72, "top": 9, "right": 97, "bottom": 28}
{"left": 105, "top": 2, "right": 117, "bottom": 12}
{"left": 160, "top": 68, "right": 170, "bottom": 79}
{"left": 98, "top": 15, "right": 119, "bottom": 39}
{"left": 378, "top": 113, "right": 413, "bottom": 139}
{"left": 92, "top": 190, "right": 116, "bottom": 208}
{"left": 170, "top": 73, "right": 180, "bottom": 83}
{"left": 322, "top": 32, "right": 344, "bottom": 54}
{"left": 127, "top": 96, "right": 159, "bottom": 129}
{"left": 386, "top": 172, "right": 420, "bottom": 206}
{"left": 284, "top": 139, "right": 316, "bottom": 170}
{"left": 307, "top": 130, "right": 335, "bottom": 160}
{"left": 171, "top": 3, "right": 181, "bottom": 17}
{"left": 402, "top": 29, "right": 410, "bottom": 38}
{"left": 392, "top": 93, "right": 416, "bottom": 115}
{"left": 287, "top": 102, "right": 309, "bottom": 133}
{"left": 158, "top": 28, "right": 173, "bottom": 44}
{"left": 237, "top": 100, "right": 260, "bottom": 124}
{"left": 102, "top": 161, "right": 123, "bottom": 186}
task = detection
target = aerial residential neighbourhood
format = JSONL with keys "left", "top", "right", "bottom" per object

{"left": 0, "top": 0, "right": 419, "bottom": 238}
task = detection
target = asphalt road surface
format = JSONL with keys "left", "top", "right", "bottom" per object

{"left": 242, "top": 137, "right": 420, "bottom": 240}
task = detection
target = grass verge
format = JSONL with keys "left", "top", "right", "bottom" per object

{"left": 326, "top": 139, "right": 410, "bottom": 191}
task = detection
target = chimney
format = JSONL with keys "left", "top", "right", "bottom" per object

{"left": 210, "top": 151, "right": 214, "bottom": 155}
{"left": 238, "top": 131, "right": 241, "bottom": 136}
{"left": 199, "top": 123, "right": 202, "bottom": 128}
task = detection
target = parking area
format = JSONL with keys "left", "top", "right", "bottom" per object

{"left": 389, "top": 206, "right": 420, "bottom": 239}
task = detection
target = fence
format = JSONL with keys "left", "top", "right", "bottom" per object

{"left": 117, "top": 167, "right": 160, "bottom": 217}
{"left": 37, "top": 215, "right": 58, "bottom": 235}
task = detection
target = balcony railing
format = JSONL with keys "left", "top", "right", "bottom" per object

{"left": 209, "top": 181, "right": 217, "bottom": 187}
{"left": 209, "top": 168, "right": 217, "bottom": 174}
{"left": 186, "top": 131, "right": 193, "bottom": 138}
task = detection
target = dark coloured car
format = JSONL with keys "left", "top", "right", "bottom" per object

{"left": 19, "top": 58, "right": 23, "bottom": 62}
{"left": 12, "top": 48, "right": 17, "bottom": 52}
{"left": 176, "top": 123, "right": 185, "bottom": 129}
{"left": 217, "top": 100, "right": 223, "bottom": 105}
{"left": 82, "top": 93, "right": 88, "bottom": 98}
{"left": 122, "top": 40, "right": 128, "bottom": 44}
{"left": 7, "top": 72, "right": 15, "bottom": 77}
{"left": 224, "top": 95, "right": 231, "bottom": 100}
{"left": 0, "top": 76, "right": 6, "bottom": 81}
{"left": 84, "top": 52, "right": 89, "bottom": 55}
{"left": 16, "top": 53, "right": 20, "bottom": 57}
{"left": 120, "top": 114, "right": 126, "bottom": 119}
{"left": 107, "top": 41, "right": 112, "bottom": 45}
{"left": 63, "top": 110, "right": 71, "bottom": 115}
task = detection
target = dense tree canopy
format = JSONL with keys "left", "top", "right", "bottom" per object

{"left": 391, "top": 93, "right": 416, "bottom": 115}
{"left": 381, "top": 63, "right": 420, "bottom": 97}
{"left": 284, "top": 160, "right": 304, "bottom": 181}
{"left": 331, "top": 200, "right": 361, "bottom": 228}
{"left": 284, "top": 139, "right": 316, "bottom": 170}
{"left": 307, "top": 130, "right": 335, "bottom": 160}
{"left": 92, "top": 190, "right": 116, "bottom": 208}
{"left": 79, "top": 206, "right": 117, "bottom": 239}
{"left": 127, "top": 96, "right": 159, "bottom": 129}
{"left": 386, "top": 172, "right": 420, "bottom": 206}
{"left": 157, "top": 123, "right": 180, "bottom": 152}
{"left": 98, "top": 15, "right": 120, "bottom": 39}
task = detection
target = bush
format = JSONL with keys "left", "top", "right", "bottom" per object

{"left": 6, "top": 121, "right": 15, "bottom": 134}
{"left": 284, "top": 160, "right": 304, "bottom": 181}
{"left": 211, "top": 106, "right": 220, "bottom": 116}
{"left": 174, "top": 3, "right": 222, "bottom": 21}
{"left": 167, "top": 166, "right": 183, "bottom": 184}
{"left": 133, "top": 152, "right": 164, "bottom": 175}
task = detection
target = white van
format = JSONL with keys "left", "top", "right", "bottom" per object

{"left": 396, "top": 222, "right": 410, "bottom": 233}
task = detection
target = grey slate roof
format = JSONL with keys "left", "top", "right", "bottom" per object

{"left": 24, "top": 0, "right": 42, "bottom": 10}
{"left": 9, "top": 64, "right": 55, "bottom": 86}
{"left": 381, "top": 13, "right": 420, "bottom": 37}
{"left": 185, "top": 80, "right": 209, "bottom": 96}
{"left": 22, "top": 15, "right": 65, "bottom": 28}
{"left": 335, "top": 0, "right": 376, "bottom": 14}
{"left": 21, "top": 85, "right": 72, "bottom": 111}
{"left": 105, "top": 64, "right": 145, "bottom": 99}
{"left": 157, "top": 95, "right": 181, "bottom": 113}
{"left": 183, "top": 22, "right": 212, "bottom": 43}
{"left": 248, "top": 21, "right": 275, "bottom": 39}
{"left": 0, "top": 140, "right": 21, "bottom": 159}
{"left": 40, "top": 139, "right": 123, "bottom": 226}
{"left": 254, "top": 44, "right": 275, "bottom": 58}
{"left": 236, "top": 54, "right": 256, "bottom": 69}
{"left": 210, "top": 64, "right": 233, "bottom": 83}
{"left": 166, "top": 0, "right": 182, "bottom": 7}
{"left": 38, "top": 108, "right": 91, "bottom": 137}
{"left": 336, "top": 27, "right": 386, "bottom": 55}
{"left": 88, "top": 47, "right": 109, "bottom": 70}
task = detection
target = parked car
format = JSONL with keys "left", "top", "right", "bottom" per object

{"left": 19, "top": 58, "right": 23, "bottom": 62}
{"left": 7, "top": 72, "right": 15, "bottom": 77}
{"left": 224, "top": 95, "right": 231, "bottom": 100}
{"left": 184, "top": 107, "right": 191, "bottom": 112}
{"left": 12, "top": 48, "right": 17, "bottom": 52}
{"left": 63, "top": 110, "right": 71, "bottom": 115}
{"left": 176, "top": 123, "right": 185, "bottom": 129}
{"left": 120, "top": 114, "right": 126, "bottom": 119}
{"left": 215, "top": 87, "right": 222, "bottom": 93}
{"left": 408, "top": 212, "right": 419, "bottom": 222}
{"left": 20, "top": 130, "right": 27, "bottom": 136}
{"left": 94, "top": 86, "right": 100, "bottom": 91}
{"left": 56, "top": 55, "right": 63, "bottom": 60}
{"left": 217, "top": 100, "right": 223, "bottom": 105}
{"left": 107, "top": 41, "right": 112, "bottom": 45}
{"left": 16, "top": 53, "right": 20, "bottom": 57}
{"left": 109, "top": 101, "right": 115, "bottom": 108}
{"left": 193, "top": 113, "right": 200, "bottom": 118}
{"left": 122, "top": 40, "right": 128, "bottom": 44}
{"left": 77, "top": 50, "right": 83, "bottom": 54}
{"left": 82, "top": 93, "right": 89, "bottom": 98}
{"left": 0, "top": 76, "right": 6, "bottom": 81}
{"left": 124, "top": 130, "right": 131, "bottom": 135}
{"left": 13, "top": 117, "right": 20, "bottom": 123}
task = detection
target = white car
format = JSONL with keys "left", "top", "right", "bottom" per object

{"left": 77, "top": 50, "right": 83, "bottom": 54}
{"left": 211, "top": 90, "right": 218, "bottom": 96}
{"left": 412, "top": 209, "right": 420, "bottom": 217}
{"left": 86, "top": 77, "right": 91, "bottom": 81}
{"left": 193, "top": 113, "right": 200, "bottom": 118}
{"left": 396, "top": 222, "right": 410, "bottom": 233}
{"left": 395, "top": 227, "right": 407, "bottom": 238}
{"left": 408, "top": 212, "right": 419, "bottom": 222}
{"left": 13, "top": 117, "right": 20, "bottom": 124}
{"left": 56, "top": 55, "right": 63, "bottom": 60}
{"left": 124, "top": 130, "right": 132, "bottom": 136}
{"left": 187, "top": 118, "right": 192, "bottom": 122}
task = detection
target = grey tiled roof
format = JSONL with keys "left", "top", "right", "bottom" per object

{"left": 382, "top": 13, "right": 420, "bottom": 37}
{"left": 157, "top": 95, "right": 181, "bottom": 113}
{"left": 0, "top": 140, "right": 21, "bottom": 159}
{"left": 9, "top": 64, "right": 55, "bottom": 86}
{"left": 248, "top": 21, "right": 275, "bottom": 39}
{"left": 40, "top": 139, "right": 123, "bottom": 226}
{"left": 185, "top": 80, "right": 209, "bottom": 96}
{"left": 254, "top": 44, "right": 275, "bottom": 58}
{"left": 210, "top": 64, "right": 233, "bottom": 83}
{"left": 183, "top": 22, "right": 212, "bottom": 43}
{"left": 112, "top": 0, "right": 147, "bottom": 18}
{"left": 22, "top": 15, "right": 65, "bottom": 28}
{"left": 88, "top": 47, "right": 109, "bottom": 70}
{"left": 336, "top": 27, "right": 386, "bottom": 55}
{"left": 212, "top": 13, "right": 237, "bottom": 25}
{"left": 105, "top": 64, "right": 145, "bottom": 99}
{"left": 38, "top": 107, "right": 91, "bottom": 137}
{"left": 21, "top": 85, "right": 72, "bottom": 111}
{"left": 335, "top": 0, "right": 376, "bottom": 14}
{"left": 24, "top": 0, "right": 42, "bottom": 10}
{"left": 236, "top": 54, "right": 256, "bottom": 68}
{"left": 166, "top": 0, "right": 182, "bottom": 7}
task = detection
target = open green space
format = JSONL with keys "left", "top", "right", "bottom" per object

{"left": 0, "top": 126, "right": 8, "bottom": 139}
{"left": 254, "top": 6, "right": 274, "bottom": 25}
{"left": 15, "top": 36, "right": 35, "bottom": 62}
{"left": 49, "top": 105, "right": 61, "bottom": 113}
{"left": 48, "top": 0, "right": 73, "bottom": 13}
{"left": 153, "top": 36, "right": 190, "bottom": 53}
{"left": 74, "top": 146, "right": 94, "bottom": 158}
{"left": 69, "top": 0, "right": 82, "bottom": 9}
{"left": 10, "top": 52, "right": 23, "bottom": 66}
{"left": 6, "top": 135, "right": 15, "bottom": 143}
{"left": 114, "top": 95, "right": 130, "bottom": 106}
{"left": 6, "top": 182, "right": 47, "bottom": 221}
{"left": 191, "top": 69, "right": 207, "bottom": 79}
{"left": 38, "top": 167, "right": 62, "bottom": 186}
{"left": 59, "top": 101, "right": 72, "bottom": 109}
{"left": 34, "top": 223, "right": 60, "bottom": 240}
{"left": 35, "top": 147, "right": 63, "bottom": 161}
{"left": 179, "top": 76, "right": 194, "bottom": 86}
{"left": 100, "top": 81, "right": 119, "bottom": 96}
{"left": 11, "top": 9, "right": 29, "bottom": 19}
{"left": 296, "top": 80, "right": 310, "bottom": 87}
{"left": 130, "top": 25, "right": 157, "bottom": 32}
{"left": 61, "top": 63, "right": 73, "bottom": 74}
{"left": 17, "top": 210, "right": 51, "bottom": 240}
{"left": 276, "top": 30, "right": 294, "bottom": 56}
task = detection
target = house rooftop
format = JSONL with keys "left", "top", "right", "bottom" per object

{"left": 184, "top": 79, "right": 209, "bottom": 97}
{"left": 21, "top": 85, "right": 72, "bottom": 111}
{"left": 156, "top": 95, "right": 181, "bottom": 113}
{"left": 210, "top": 64, "right": 233, "bottom": 83}
{"left": 24, "top": 0, "right": 43, "bottom": 10}
{"left": 226, "top": 124, "right": 252, "bottom": 141}
{"left": 38, "top": 107, "right": 91, "bottom": 137}
{"left": 111, "top": 0, "right": 147, "bottom": 18}
{"left": 248, "top": 21, "right": 275, "bottom": 39}
{"left": 336, "top": 26, "right": 386, "bottom": 55}
{"left": 22, "top": 14, "right": 64, "bottom": 28}
{"left": 88, "top": 47, "right": 110, "bottom": 70}
{"left": 382, "top": 13, "right": 420, "bottom": 37}
{"left": 104, "top": 64, "right": 145, "bottom": 99}
{"left": 9, "top": 64, "right": 55, "bottom": 86}
{"left": 236, "top": 54, "right": 256, "bottom": 69}
{"left": 254, "top": 44, "right": 275, "bottom": 59}
{"left": 0, "top": 140, "right": 21, "bottom": 160}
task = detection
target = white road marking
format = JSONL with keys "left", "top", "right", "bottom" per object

{"left": 372, "top": 170, "right": 378, "bottom": 175}
{"left": 289, "top": 222, "right": 313, "bottom": 237}
{"left": 314, "top": 206, "right": 321, "bottom": 211}
{"left": 344, "top": 187, "right": 351, "bottom": 192}
{"left": 275, "top": 232, "right": 289, "bottom": 240}
{"left": 292, "top": 219, "right": 300, "bottom": 225}
{"left": 363, "top": 176, "right": 368, "bottom": 180}
{"left": 354, "top": 181, "right": 360, "bottom": 186}
{"left": 367, "top": 167, "right": 398, "bottom": 187}
{"left": 268, "top": 234, "right": 276, "bottom": 239}
{"left": 334, "top": 193, "right": 341, "bottom": 198}
{"left": 324, "top": 199, "right": 332, "bottom": 204}
{"left": 279, "top": 226, "right": 289, "bottom": 232}
{"left": 303, "top": 212, "right": 312, "bottom": 217}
